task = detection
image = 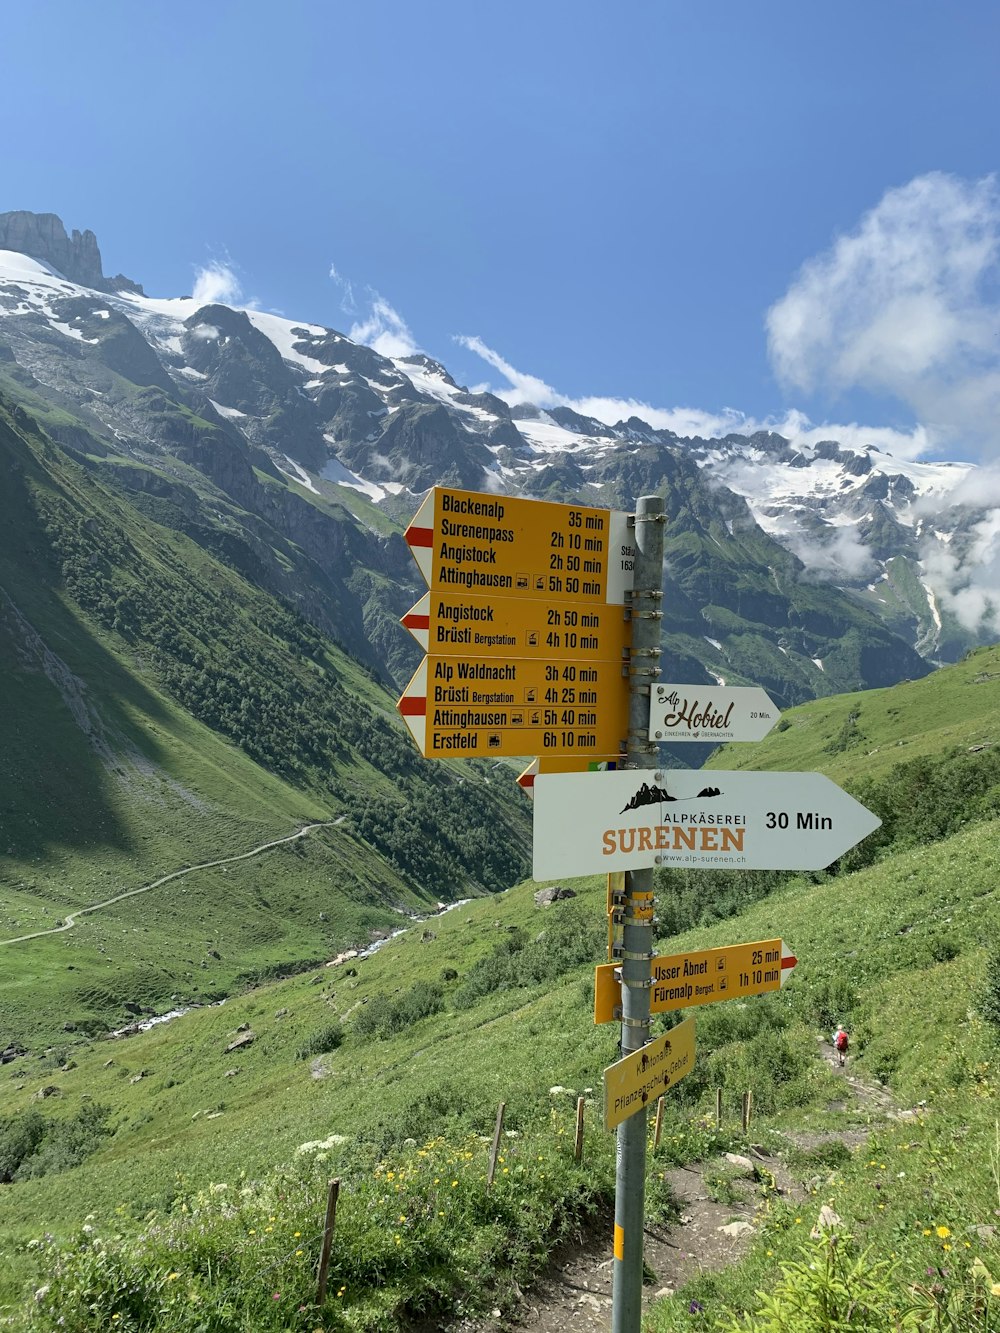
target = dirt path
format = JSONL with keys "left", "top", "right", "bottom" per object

{"left": 0, "top": 819, "right": 341, "bottom": 947}
{"left": 457, "top": 1040, "right": 905, "bottom": 1332}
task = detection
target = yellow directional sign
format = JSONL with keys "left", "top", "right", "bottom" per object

{"left": 404, "top": 487, "right": 635, "bottom": 605}
{"left": 398, "top": 656, "right": 629, "bottom": 758}
{"left": 594, "top": 938, "right": 797, "bottom": 1024}
{"left": 401, "top": 591, "right": 631, "bottom": 662}
{"left": 604, "top": 1016, "right": 696, "bottom": 1131}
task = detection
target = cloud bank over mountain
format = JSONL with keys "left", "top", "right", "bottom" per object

{"left": 767, "top": 172, "right": 1000, "bottom": 462}
{"left": 329, "top": 174, "right": 999, "bottom": 473}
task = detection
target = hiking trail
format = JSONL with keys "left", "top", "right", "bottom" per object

{"left": 449, "top": 1037, "right": 916, "bottom": 1332}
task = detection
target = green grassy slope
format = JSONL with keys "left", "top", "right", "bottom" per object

{"left": 1, "top": 802, "right": 998, "bottom": 1326}
{"left": 707, "top": 641, "right": 1000, "bottom": 784}
{"left": 0, "top": 398, "right": 530, "bottom": 1048}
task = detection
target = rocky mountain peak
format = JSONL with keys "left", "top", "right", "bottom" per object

{"left": 0, "top": 210, "right": 143, "bottom": 295}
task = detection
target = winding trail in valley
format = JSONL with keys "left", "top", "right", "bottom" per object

{"left": 0, "top": 820, "right": 341, "bottom": 947}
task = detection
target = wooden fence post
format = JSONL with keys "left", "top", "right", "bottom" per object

{"left": 741, "top": 1090, "right": 752, "bottom": 1133}
{"left": 715, "top": 1087, "right": 722, "bottom": 1130}
{"left": 316, "top": 1178, "right": 340, "bottom": 1305}
{"left": 574, "top": 1096, "right": 585, "bottom": 1162}
{"left": 652, "top": 1096, "right": 664, "bottom": 1151}
{"left": 487, "top": 1101, "right": 506, "bottom": 1187}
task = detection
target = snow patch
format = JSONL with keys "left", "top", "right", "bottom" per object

{"left": 812, "top": 658, "right": 825, "bottom": 671}
{"left": 49, "top": 320, "right": 92, "bottom": 342}
{"left": 276, "top": 456, "right": 321, "bottom": 494}
{"left": 245, "top": 311, "right": 330, "bottom": 374}
{"left": 924, "top": 582, "right": 942, "bottom": 633}
{"left": 319, "top": 453, "right": 387, "bottom": 502}
{"left": 703, "top": 636, "right": 723, "bottom": 650}
{"left": 209, "top": 399, "right": 248, "bottom": 421}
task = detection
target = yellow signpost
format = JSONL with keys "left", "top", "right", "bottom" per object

{"left": 398, "top": 655, "right": 630, "bottom": 759}
{"left": 603, "top": 1015, "right": 696, "bottom": 1131}
{"left": 594, "top": 938, "right": 797, "bottom": 1025}
{"left": 401, "top": 590, "right": 631, "bottom": 663}
{"left": 404, "top": 487, "right": 634, "bottom": 605}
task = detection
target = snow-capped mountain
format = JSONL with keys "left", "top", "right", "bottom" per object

{"left": 1, "top": 212, "right": 993, "bottom": 714}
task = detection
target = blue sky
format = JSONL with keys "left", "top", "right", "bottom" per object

{"left": 4, "top": 1, "right": 1000, "bottom": 460}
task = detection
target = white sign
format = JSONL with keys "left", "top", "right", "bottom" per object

{"left": 649, "top": 684, "right": 781, "bottom": 744}
{"left": 532, "top": 769, "right": 881, "bottom": 879}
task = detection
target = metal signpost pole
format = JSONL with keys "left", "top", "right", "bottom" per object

{"left": 611, "top": 494, "right": 664, "bottom": 1333}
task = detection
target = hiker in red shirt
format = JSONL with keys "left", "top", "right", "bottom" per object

{"left": 833, "top": 1024, "right": 849, "bottom": 1066}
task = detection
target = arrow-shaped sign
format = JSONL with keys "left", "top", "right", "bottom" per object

{"left": 398, "top": 657, "right": 629, "bottom": 758}
{"left": 532, "top": 769, "right": 881, "bottom": 879}
{"left": 404, "top": 487, "right": 633, "bottom": 605}
{"left": 603, "top": 1015, "right": 696, "bottom": 1131}
{"left": 594, "top": 938, "right": 797, "bottom": 1024}
{"left": 402, "top": 590, "right": 631, "bottom": 662}
{"left": 649, "top": 684, "right": 781, "bottom": 743}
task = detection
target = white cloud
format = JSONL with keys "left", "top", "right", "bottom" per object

{"left": 454, "top": 335, "right": 562, "bottom": 408}
{"left": 456, "top": 334, "right": 931, "bottom": 459}
{"left": 349, "top": 296, "right": 419, "bottom": 359}
{"left": 329, "top": 263, "right": 357, "bottom": 314}
{"left": 191, "top": 261, "right": 243, "bottom": 306}
{"left": 767, "top": 172, "right": 1000, "bottom": 459}
{"left": 786, "top": 524, "right": 879, "bottom": 583}
{"left": 329, "top": 263, "right": 417, "bottom": 357}
{"left": 921, "top": 506, "right": 1000, "bottom": 634}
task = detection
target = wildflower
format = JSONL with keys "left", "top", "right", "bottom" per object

{"left": 272, "top": 1291, "right": 280, "bottom": 1300}
{"left": 689, "top": 1299, "right": 704, "bottom": 1313}
{"left": 936, "top": 1226, "right": 951, "bottom": 1239}
{"left": 294, "top": 1231, "right": 301, "bottom": 1238}
{"left": 296, "top": 1250, "right": 304, "bottom": 1257}
{"left": 167, "top": 1273, "right": 180, "bottom": 1281}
